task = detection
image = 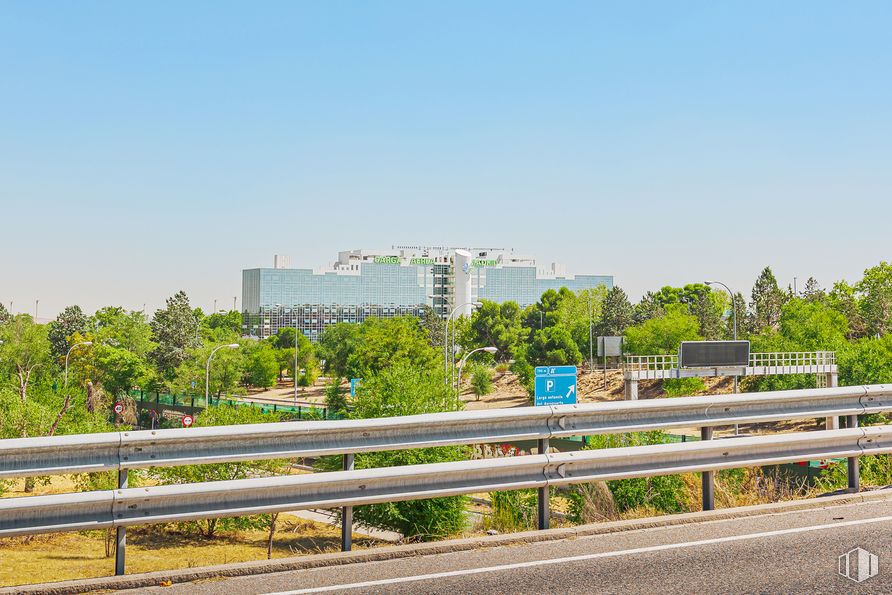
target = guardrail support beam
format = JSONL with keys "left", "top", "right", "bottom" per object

{"left": 624, "top": 379, "right": 638, "bottom": 400}
{"left": 342, "top": 453, "right": 354, "bottom": 551}
{"left": 538, "top": 438, "right": 550, "bottom": 530}
{"left": 700, "top": 427, "right": 714, "bottom": 511}
{"left": 115, "top": 469, "right": 128, "bottom": 576}
{"left": 846, "top": 415, "right": 860, "bottom": 493}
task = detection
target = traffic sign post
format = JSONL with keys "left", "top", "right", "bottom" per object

{"left": 598, "top": 337, "right": 623, "bottom": 390}
{"left": 113, "top": 402, "right": 123, "bottom": 415}
{"left": 534, "top": 366, "right": 578, "bottom": 406}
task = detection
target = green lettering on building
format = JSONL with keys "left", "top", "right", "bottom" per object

{"left": 410, "top": 257, "right": 436, "bottom": 265}
{"left": 373, "top": 256, "right": 401, "bottom": 264}
{"left": 472, "top": 259, "right": 499, "bottom": 267}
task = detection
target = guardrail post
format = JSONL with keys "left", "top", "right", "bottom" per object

{"left": 825, "top": 372, "right": 840, "bottom": 430}
{"left": 342, "top": 453, "right": 354, "bottom": 551}
{"left": 538, "top": 438, "right": 550, "bottom": 530}
{"left": 700, "top": 427, "right": 714, "bottom": 511}
{"left": 624, "top": 379, "right": 638, "bottom": 400}
{"left": 847, "top": 414, "right": 860, "bottom": 493}
{"left": 115, "top": 469, "right": 128, "bottom": 576}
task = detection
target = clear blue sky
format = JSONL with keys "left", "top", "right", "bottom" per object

{"left": 2, "top": 1, "right": 890, "bottom": 318}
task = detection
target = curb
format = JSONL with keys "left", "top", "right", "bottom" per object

{"left": 4, "top": 488, "right": 890, "bottom": 594}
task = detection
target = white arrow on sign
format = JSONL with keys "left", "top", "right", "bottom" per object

{"left": 566, "top": 385, "right": 576, "bottom": 398}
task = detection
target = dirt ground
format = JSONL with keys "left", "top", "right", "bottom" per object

{"left": 459, "top": 369, "right": 738, "bottom": 410}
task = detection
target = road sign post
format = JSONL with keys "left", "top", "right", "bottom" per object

{"left": 597, "top": 337, "right": 623, "bottom": 390}
{"left": 534, "top": 366, "right": 578, "bottom": 406}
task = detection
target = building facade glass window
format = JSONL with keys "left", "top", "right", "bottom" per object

{"left": 242, "top": 248, "right": 613, "bottom": 339}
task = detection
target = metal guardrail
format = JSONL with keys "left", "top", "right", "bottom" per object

{"left": 2, "top": 385, "right": 890, "bottom": 479}
{"left": 1, "top": 384, "right": 889, "bottom": 578}
{"left": 0, "top": 426, "right": 887, "bottom": 538}
{"left": 623, "top": 351, "right": 836, "bottom": 372}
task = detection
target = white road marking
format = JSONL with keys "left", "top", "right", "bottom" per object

{"left": 264, "top": 513, "right": 892, "bottom": 594}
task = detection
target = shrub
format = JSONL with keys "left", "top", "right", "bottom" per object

{"left": 663, "top": 378, "right": 705, "bottom": 397}
{"left": 470, "top": 364, "right": 493, "bottom": 400}
{"left": 487, "top": 489, "right": 538, "bottom": 532}
{"left": 578, "top": 432, "right": 690, "bottom": 515}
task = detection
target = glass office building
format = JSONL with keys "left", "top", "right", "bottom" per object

{"left": 242, "top": 248, "right": 613, "bottom": 339}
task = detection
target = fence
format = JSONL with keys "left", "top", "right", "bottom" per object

{"left": 623, "top": 351, "right": 837, "bottom": 373}
{"left": 129, "top": 390, "right": 332, "bottom": 419}
{"left": 1, "top": 384, "right": 890, "bottom": 578}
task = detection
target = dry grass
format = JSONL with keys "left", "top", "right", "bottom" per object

{"left": 0, "top": 516, "right": 380, "bottom": 588}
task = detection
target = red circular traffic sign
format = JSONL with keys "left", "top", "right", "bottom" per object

{"left": 113, "top": 402, "right": 123, "bottom": 414}
{"left": 182, "top": 415, "right": 194, "bottom": 427}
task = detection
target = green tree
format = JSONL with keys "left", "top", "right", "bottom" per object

{"left": 203, "top": 311, "right": 243, "bottom": 340}
{"left": 728, "top": 292, "right": 749, "bottom": 339}
{"left": 838, "top": 335, "right": 892, "bottom": 386}
{"left": 47, "top": 305, "right": 89, "bottom": 360}
{"left": 89, "top": 307, "right": 156, "bottom": 397}
{"left": 526, "top": 326, "right": 583, "bottom": 366}
{"left": 465, "top": 300, "right": 526, "bottom": 361}
{"left": 243, "top": 341, "right": 279, "bottom": 388}
{"left": 856, "top": 262, "right": 892, "bottom": 337}
{"left": 778, "top": 298, "right": 848, "bottom": 351}
{"left": 750, "top": 267, "right": 786, "bottom": 332}
{"left": 802, "top": 277, "right": 825, "bottom": 303}
{"left": 828, "top": 281, "right": 865, "bottom": 339}
{"left": 0, "top": 315, "right": 53, "bottom": 409}
{"left": 522, "top": 288, "right": 574, "bottom": 331}
{"left": 345, "top": 317, "right": 438, "bottom": 379}
{"left": 317, "top": 323, "right": 361, "bottom": 377}
{"left": 597, "top": 286, "right": 634, "bottom": 337}
{"left": 623, "top": 304, "right": 702, "bottom": 355}
{"left": 419, "top": 305, "right": 446, "bottom": 348}
{"left": 150, "top": 291, "right": 201, "bottom": 379}
{"left": 0, "top": 302, "right": 11, "bottom": 324}
{"left": 632, "top": 291, "right": 665, "bottom": 324}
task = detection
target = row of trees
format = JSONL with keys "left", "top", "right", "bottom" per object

{"left": 0, "top": 291, "right": 322, "bottom": 415}
{"left": 442, "top": 262, "right": 892, "bottom": 394}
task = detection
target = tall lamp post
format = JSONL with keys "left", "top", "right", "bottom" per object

{"left": 588, "top": 293, "right": 595, "bottom": 374}
{"left": 705, "top": 280, "right": 738, "bottom": 394}
{"left": 206, "top": 343, "right": 239, "bottom": 402}
{"left": 64, "top": 341, "right": 93, "bottom": 388}
{"left": 456, "top": 346, "right": 498, "bottom": 397}
{"left": 444, "top": 301, "right": 483, "bottom": 386}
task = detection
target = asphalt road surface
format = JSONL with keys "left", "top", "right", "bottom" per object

{"left": 138, "top": 498, "right": 892, "bottom": 594}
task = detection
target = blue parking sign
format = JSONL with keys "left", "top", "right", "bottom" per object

{"left": 534, "top": 366, "right": 578, "bottom": 406}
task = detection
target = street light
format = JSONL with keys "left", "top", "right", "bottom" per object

{"left": 588, "top": 292, "right": 594, "bottom": 375}
{"left": 456, "top": 346, "right": 498, "bottom": 399}
{"left": 705, "top": 281, "right": 739, "bottom": 395}
{"left": 64, "top": 341, "right": 93, "bottom": 388}
{"left": 206, "top": 343, "right": 239, "bottom": 402}
{"left": 444, "top": 301, "right": 483, "bottom": 386}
